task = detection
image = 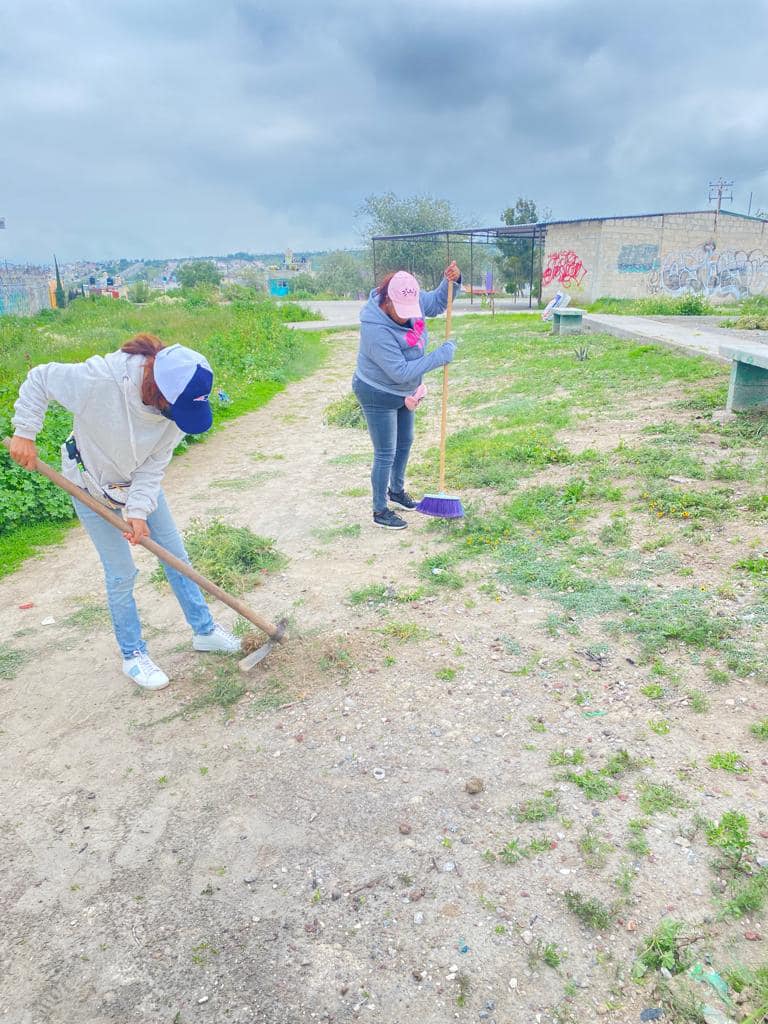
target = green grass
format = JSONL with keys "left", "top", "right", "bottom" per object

{"left": 151, "top": 519, "right": 287, "bottom": 595}
{"left": 312, "top": 523, "right": 362, "bottom": 543}
{"left": 578, "top": 828, "right": 614, "bottom": 869}
{"left": 323, "top": 392, "right": 366, "bottom": 429}
{"left": 0, "top": 295, "right": 327, "bottom": 576}
{"left": 638, "top": 782, "right": 688, "bottom": 816}
{"left": 0, "top": 644, "right": 28, "bottom": 679}
{"left": 380, "top": 621, "right": 430, "bottom": 643}
{"left": 588, "top": 294, "right": 714, "bottom": 315}
{"left": 705, "top": 811, "right": 753, "bottom": 871}
{"left": 750, "top": 719, "right": 768, "bottom": 740}
{"left": 549, "top": 748, "right": 585, "bottom": 766}
{"left": 708, "top": 751, "right": 749, "bottom": 774}
{"left": 0, "top": 521, "right": 73, "bottom": 580}
{"left": 513, "top": 794, "right": 558, "bottom": 822}
{"left": 722, "top": 868, "right": 768, "bottom": 919}
{"left": 563, "top": 890, "right": 614, "bottom": 930}
{"left": 63, "top": 601, "right": 111, "bottom": 629}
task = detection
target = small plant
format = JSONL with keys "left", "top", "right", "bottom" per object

{"left": 436, "top": 667, "right": 457, "bottom": 681}
{"left": 614, "top": 861, "right": 635, "bottom": 896}
{"left": 348, "top": 583, "right": 393, "bottom": 606}
{"left": 528, "top": 715, "right": 547, "bottom": 733}
{"left": 723, "top": 867, "right": 768, "bottom": 918}
{"left": 641, "top": 682, "right": 665, "bottom": 699}
{"left": 563, "top": 890, "right": 614, "bottom": 930}
{"left": 578, "top": 828, "right": 613, "bottom": 869}
{"left": 750, "top": 719, "right": 768, "bottom": 740}
{"left": 627, "top": 818, "right": 651, "bottom": 858}
{"left": 688, "top": 689, "right": 709, "bottom": 713}
{"left": 549, "top": 748, "right": 585, "bottom": 766}
{"left": 313, "top": 523, "right": 362, "bottom": 543}
{"left": 574, "top": 345, "right": 590, "bottom": 362}
{"left": 638, "top": 782, "right": 688, "bottom": 816}
{"left": 534, "top": 941, "right": 566, "bottom": 968}
{"left": 380, "top": 621, "right": 430, "bottom": 643}
{"left": 648, "top": 718, "right": 671, "bottom": 736}
{"left": 499, "top": 840, "right": 524, "bottom": 865}
{"left": 514, "top": 794, "right": 558, "bottom": 822}
{"left": 706, "top": 810, "right": 753, "bottom": 871}
{"left": 633, "top": 919, "right": 691, "bottom": 978}
{"left": 564, "top": 769, "right": 618, "bottom": 802}
{"left": 708, "top": 751, "right": 749, "bottom": 774}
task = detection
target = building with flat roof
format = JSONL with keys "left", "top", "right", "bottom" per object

{"left": 540, "top": 209, "right": 768, "bottom": 305}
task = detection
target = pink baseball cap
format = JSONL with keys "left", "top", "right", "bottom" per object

{"left": 387, "top": 271, "right": 422, "bottom": 319}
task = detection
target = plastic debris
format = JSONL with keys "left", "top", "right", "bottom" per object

{"left": 702, "top": 1007, "right": 733, "bottom": 1024}
{"left": 18, "top": 602, "right": 33, "bottom": 610}
{"left": 458, "top": 939, "right": 469, "bottom": 954}
{"left": 41, "top": 616, "right": 56, "bottom": 625}
{"left": 640, "top": 1010, "right": 664, "bottom": 1022}
{"left": 582, "top": 710, "right": 606, "bottom": 718}
{"left": 688, "top": 964, "right": 734, "bottom": 1007}
{"left": 372, "top": 768, "right": 386, "bottom": 781}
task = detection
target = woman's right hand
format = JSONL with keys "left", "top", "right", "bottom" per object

{"left": 440, "top": 340, "right": 456, "bottom": 363}
{"left": 9, "top": 436, "right": 38, "bottom": 470}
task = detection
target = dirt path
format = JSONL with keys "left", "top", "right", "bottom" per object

{"left": 2, "top": 331, "right": 763, "bottom": 1024}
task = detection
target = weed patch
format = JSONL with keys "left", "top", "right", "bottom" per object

{"left": 323, "top": 392, "right": 366, "bottom": 429}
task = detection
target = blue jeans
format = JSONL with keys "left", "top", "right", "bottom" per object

{"left": 72, "top": 488, "right": 215, "bottom": 658}
{"left": 352, "top": 375, "right": 415, "bottom": 513}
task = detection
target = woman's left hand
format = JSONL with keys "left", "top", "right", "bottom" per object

{"left": 444, "top": 260, "right": 461, "bottom": 282}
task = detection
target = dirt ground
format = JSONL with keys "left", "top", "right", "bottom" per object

{"left": 1, "top": 331, "right": 767, "bottom": 1024}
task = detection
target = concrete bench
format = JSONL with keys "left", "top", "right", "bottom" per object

{"left": 720, "top": 343, "right": 768, "bottom": 413}
{"left": 552, "top": 307, "right": 584, "bottom": 335}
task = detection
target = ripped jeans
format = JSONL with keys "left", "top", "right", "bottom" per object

{"left": 72, "top": 488, "right": 214, "bottom": 658}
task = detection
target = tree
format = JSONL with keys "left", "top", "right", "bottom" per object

{"left": 176, "top": 260, "right": 221, "bottom": 289}
{"left": 357, "top": 192, "right": 469, "bottom": 288}
{"left": 53, "top": 254, "right": 66, "bottom": 309}
{"left": 496, "top": 198, "right": 542, "bottom": 298}
{"left": 316, "top": 250, "right": 367, "bottom": 297}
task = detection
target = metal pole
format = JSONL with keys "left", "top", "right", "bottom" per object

{"left": 748, "top": 191, "right": 753, "bottom": 216}
{"left": 528, "top": 234, "right": 535, "bottom": 309}
{"left": 372, "top": 238, "right": 377, "bottom": 286}
{"left": 470, "top": 233, "right": 474, "bottom": 305}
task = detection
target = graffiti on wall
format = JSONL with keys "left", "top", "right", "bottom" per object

{"left": 617, "top": 243, "right": 659, "bottom": 274}
{"left": 649, "top": 241, "right": 768, "bottom": 299}
{"left": 542, "top": 250, "right": 587, "bottom": 287}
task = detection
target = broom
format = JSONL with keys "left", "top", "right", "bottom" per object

{"left": 415, "top": 276, "right": 464, "bottom": 519}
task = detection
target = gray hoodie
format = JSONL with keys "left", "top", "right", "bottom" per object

{"left": 355, "top": 277, "right": 458, "bottom": 397}
{"left": 12, "top": 350, "right": 184, "bottom": 520}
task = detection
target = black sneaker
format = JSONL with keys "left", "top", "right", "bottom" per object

{"left": 388, "top": 489, "right": 418, "bottom": 510}
{"left": 373, "top": 509, "right": 408, "bottom": 530}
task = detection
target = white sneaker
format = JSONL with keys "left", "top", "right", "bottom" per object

{"left": 193, "top": 622, "right": 242, "bottom": 654}
{"left": 122, "top": 650, "right": 170, "bottom": 690}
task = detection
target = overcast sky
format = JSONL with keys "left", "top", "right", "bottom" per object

{"left": 2, "top": 0, "right": 768, "bottom": 263}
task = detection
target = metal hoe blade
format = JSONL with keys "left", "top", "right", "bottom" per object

{"left": 238, "top": 619, "right": 288, "bottom": 673}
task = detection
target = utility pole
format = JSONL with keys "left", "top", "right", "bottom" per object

{"left": 708, "top": 178, "right": 734, "bottom": 225}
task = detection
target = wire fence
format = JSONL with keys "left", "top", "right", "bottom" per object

{"left": 0, "top": 264, "right": 52, "bottom": 316}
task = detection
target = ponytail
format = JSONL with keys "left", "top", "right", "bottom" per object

{"left": 121, "top": 333, "right": 167, "bottom": 408}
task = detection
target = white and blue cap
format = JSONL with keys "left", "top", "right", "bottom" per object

{"left": 154, "top": 344, "right": 214, "bottom": 434}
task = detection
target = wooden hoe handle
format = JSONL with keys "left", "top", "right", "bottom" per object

{"left": 2, "top": 437, "right": 284, "bottom": 642}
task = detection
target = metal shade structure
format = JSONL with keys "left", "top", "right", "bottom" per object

{"left": 371, "top": 222, "right": 548, "bottom": 307}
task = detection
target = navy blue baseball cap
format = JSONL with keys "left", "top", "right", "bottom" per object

{"left": 154, "top": 344, "right": 214, "bottom": 434}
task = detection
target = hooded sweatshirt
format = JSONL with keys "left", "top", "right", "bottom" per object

{"left": 12, "top": 350, "right": 184, "bottom": 520}
{"left": 355, "top": 277, "right": 459, "bottom": 397}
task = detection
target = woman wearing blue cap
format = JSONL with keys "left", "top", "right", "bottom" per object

{"left": 8, "top": 334, "right": 240, "bottom": 690}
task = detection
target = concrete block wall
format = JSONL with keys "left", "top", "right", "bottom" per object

{"left": 540, "top": 211, "right": 768, "bottom": 305}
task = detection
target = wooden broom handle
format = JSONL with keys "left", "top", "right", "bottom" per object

{"left": 439, "top": 278, "right": 454, "bottom": 492}
{"left": 2, "top": 437, "right": 284, "bottom": 642}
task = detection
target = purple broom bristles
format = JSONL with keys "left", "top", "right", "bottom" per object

{"left": 415, "top": 492, "right": 465, "bottom": 519}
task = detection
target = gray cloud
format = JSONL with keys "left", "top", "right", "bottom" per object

{"left": 2, "top": 0, "right": 768, "bottom": 262}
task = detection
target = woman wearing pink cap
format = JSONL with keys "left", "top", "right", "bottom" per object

{"left": 353, "top": 261, "right": 461, "bottom": 529}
